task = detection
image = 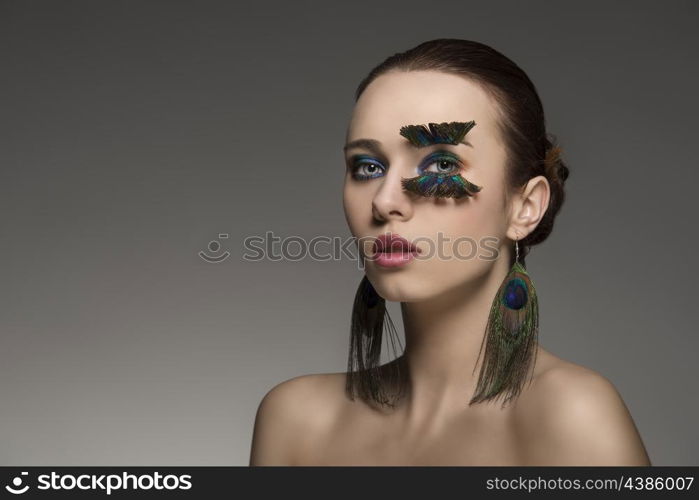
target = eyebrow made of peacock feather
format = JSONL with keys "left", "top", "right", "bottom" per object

{"left": 399, "top": 120, "right": 476, "bottom": 148}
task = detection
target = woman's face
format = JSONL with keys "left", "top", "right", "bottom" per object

{"left": 343, "top": 70, "right": 513, "bottom": 302}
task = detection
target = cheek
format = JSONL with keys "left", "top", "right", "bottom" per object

{"left": 455, "top": 198, "right": 504, "bottom": 243}
{"left": 422, "top": 197, "right": 504, "bottom": 259}
{"left": 412, "top": 195, "right": 506, "bottom": 291}
{"left": 342, "top": 183, "right": 372, "bottom": 236}
{"left": 455, "top": 174, "right": 508, "bottom": 242}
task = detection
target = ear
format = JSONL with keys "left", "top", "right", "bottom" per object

{"left": 506, "top": 175, "right": 550, "bottom": 241}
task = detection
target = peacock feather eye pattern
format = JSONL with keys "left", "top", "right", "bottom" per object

{"left": 401, "top": 171, "right": 482, "bottom": 199}
{"left": 471, "top": 260, "right": 539, "bottom": 406}
{"left": 399, "top": 120, "right": 476, "bottom": 147}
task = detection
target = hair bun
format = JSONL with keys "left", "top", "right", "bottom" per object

{"left": 543, "top": 144, "right": 569, "bottom": 186}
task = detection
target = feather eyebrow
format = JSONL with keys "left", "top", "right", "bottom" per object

{"left": 399, "top": 121, "right": 476, "bottom": 148}
{"left": 343, "top": 121, "right": 476, "bottom": 155}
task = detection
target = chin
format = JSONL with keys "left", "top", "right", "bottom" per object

{"left": 369, "top": 275, "right": 437, "bottom": 303}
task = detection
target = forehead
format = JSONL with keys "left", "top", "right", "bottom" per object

{"left": 347, "top": 70, "right": 501, "bottom": 148}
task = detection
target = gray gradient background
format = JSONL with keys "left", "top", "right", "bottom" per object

{"left": 1, "top": 0, "right": 697, "bottom": 465}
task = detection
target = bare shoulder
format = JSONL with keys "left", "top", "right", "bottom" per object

{"left": 249, "top": 372, "right": 346, "bottom": 466}
{"left": 515, "top": 351, "right": 651, "bottom": 465}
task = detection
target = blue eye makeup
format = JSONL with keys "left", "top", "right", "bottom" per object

{"left": 404, "top": 150, "right": 482, "bottom": 199}
{"left": 397, "top": 120, "right": 482, "bottom": 199}
{"left": 347, "top": 149, "right": 482, "bottom": 199}
{"left": 348, "top": 150, "right": 462, "bottom": 181}
{"left": 348, "top": 154, "right": 386, "bottom": 181}
{"left": 418, "top": 150, "right": 463, "bottom": 175}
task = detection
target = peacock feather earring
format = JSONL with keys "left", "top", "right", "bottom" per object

{"left": 470, "top": 237, "right": 539, "bottom": 408}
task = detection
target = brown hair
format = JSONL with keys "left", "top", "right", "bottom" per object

{"left": 354, "top": 38, "right": 570, "bottom": 265}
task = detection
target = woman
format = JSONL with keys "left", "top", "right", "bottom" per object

{"left": 249, "top": 39, "right": 651, "bottom": 466}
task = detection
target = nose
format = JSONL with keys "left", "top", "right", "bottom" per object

{"left": 371, "top": 167, "right": 414, "bottom": 222}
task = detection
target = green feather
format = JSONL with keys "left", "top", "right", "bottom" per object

{"left": 470, "top": 261, "right": 539, "bottom": 408}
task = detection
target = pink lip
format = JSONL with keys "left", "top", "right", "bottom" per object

{"left": 374, "top": 251, "right": 417, "bottom": 268}
{"left": 371, "top": 233, "right": 419, "bottom": 268}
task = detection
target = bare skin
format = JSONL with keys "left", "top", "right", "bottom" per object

{"left": 250, "top": 346, "right": 651, "bottom": 465}
{"left": 249, "top": 70, "right": 651, "bottom": 466}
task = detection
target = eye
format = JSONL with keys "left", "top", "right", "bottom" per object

{"left": 420, "top": 152, "right": 464, "bottom": 175}
{"left": 348, "top": 155, "right": 386, "bottom": 181}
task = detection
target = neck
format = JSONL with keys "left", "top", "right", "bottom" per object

{"left": 398, "top": 254, "right": 511, "bottom": 418}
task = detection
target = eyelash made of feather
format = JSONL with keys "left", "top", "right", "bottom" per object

{"left": 401, "top": 171, "right": 483, "bottom": 199}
